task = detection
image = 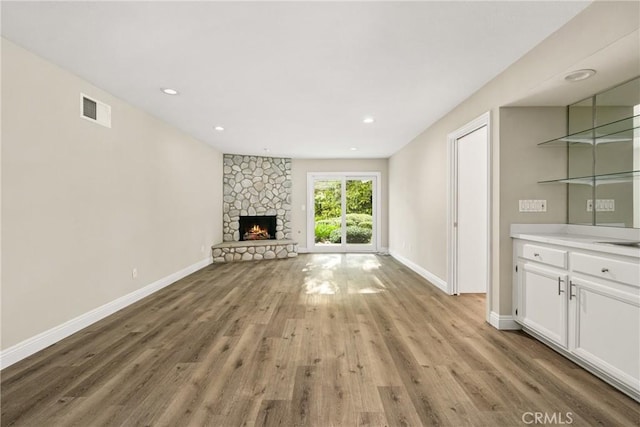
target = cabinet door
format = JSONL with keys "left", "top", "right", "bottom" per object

{"left": 569, "top": 276, "right": 640, "bottom": 393}
{"left": 520, "top": 263, "right": 568, "bottom": 347}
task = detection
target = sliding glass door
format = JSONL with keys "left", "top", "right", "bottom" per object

{"left": 308, "top": 173, "right": 378, "bottom": 252}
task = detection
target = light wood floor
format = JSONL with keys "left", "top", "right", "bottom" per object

{"left": 2, "top": 254, "right": 639, "bottom": 426}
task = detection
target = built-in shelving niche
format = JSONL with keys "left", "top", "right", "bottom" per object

{"left": 538, "top": 77, "right": 640, "bottom": 228}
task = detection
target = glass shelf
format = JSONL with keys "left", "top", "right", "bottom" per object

{"left": 538, "top": 170, "right": 640, "bottom": 186}
{"left": 538, "top": 115, "right": 640, "bottom": 146}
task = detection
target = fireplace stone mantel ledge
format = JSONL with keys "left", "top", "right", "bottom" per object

{"left": 211, "top": 239, "right": 298, "bottom": 263}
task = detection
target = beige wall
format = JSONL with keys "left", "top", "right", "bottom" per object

{"left": 290, "top": 158, "right": 388, "bottom": 251}
{"left": 1, "top": 39, "right": 223, "bottom": 350}
{"left": 389, "top": 1, "right": 640, "bottom": 316}
{"left": 499, "top": 107, "right": 567, "bottom": 313}
{"left": 388, "top": 124, "right": 448, "bottom": 280}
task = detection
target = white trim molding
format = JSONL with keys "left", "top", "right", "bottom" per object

{"left": 489, "top": 311, "right": 521, "bottom": 330}
{"left": 447, "top": 111, "right": 492, "bottom": 320}
{"left": 389, "top": 250, "right": 448, "bottom": 294}
{"left": 0, "top": 257, "right": 212, "bottom": 370}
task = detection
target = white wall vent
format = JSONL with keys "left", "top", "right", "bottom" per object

{"left": 80, "top": 93, "right": 111, "bottom": 128}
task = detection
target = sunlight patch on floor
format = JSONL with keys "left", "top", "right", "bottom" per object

{"left": 354, "top": 287, "right": 384, "bottom": 294}
{"left": 303, "top": 277, "right": 338, "bottom": 295}
{"left": 302, "top": 254, "right": 385, "bottom": 295}
{"left": 345, "top": 254, "right": 381, "bottom": 271}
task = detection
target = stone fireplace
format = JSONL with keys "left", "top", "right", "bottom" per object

{"left": 214, "top": 154, "right": 297, "bottom": 263}
{"left": 222, "top": 154, "right": 292, "bottom": 242}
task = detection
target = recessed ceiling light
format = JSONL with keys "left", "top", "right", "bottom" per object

{"left": 350, "top": 147, "right": 358, "bottom": 151}
{"left": 161, "top": 88, "right": 179, "bottom": 95}
{"left": 564, "top": 69, "right": 596, "bottom": 82}
{"left": 214, "top": 126, "right": 224, "bottom": 131}
{"left": 363, "top": 117, "right": 375, "bottom": 124}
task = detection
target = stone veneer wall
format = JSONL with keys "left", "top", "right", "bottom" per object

{"left": 222, "top": 154, "right": 292, "bottom": 242}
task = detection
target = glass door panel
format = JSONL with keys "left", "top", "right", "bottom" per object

{"left": 345, "top": 179, "right": 373, "bottom": 245}
{"left": 313, "top": 179, "right": 342, "bottom": 246}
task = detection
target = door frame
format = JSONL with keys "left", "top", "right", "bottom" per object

{"left": 306, "top": 172, "right": 381, "bottom": 253}
{"left": 447, "top": 112, "right": 492, "bottom": 321}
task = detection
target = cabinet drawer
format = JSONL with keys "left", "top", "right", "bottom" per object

{"left": 522, "top": 244, "right": 567, "bottom": 269}
{"left": 572, "top": 252, "right": 639, "bottom": 287}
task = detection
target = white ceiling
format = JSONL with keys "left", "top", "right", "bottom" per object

{"left": 1, "top": 1, "right": 591, "bottom": 159}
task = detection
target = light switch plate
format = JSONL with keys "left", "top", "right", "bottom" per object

{"left": 519, "top": 199, "right": 547, "bottom": 212}
{"left": 587, "top": 199, "right": 615, "bottom": 212}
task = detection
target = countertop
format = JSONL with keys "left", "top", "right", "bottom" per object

{"left": 510, "top": 224, "right": 640, "bottom": 258}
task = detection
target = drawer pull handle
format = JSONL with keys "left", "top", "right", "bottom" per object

{"left": 601, "top": 268, "right": 609, "bottom": 273}
{"left": 533, "top": 253, "right": 540, "bottom": 257}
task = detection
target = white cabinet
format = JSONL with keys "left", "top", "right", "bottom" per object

{"left": 569, "top": 275, "right": 640, "bottom": 393}
{"left": 513, "top": 238, "right": 640, "bottom": 401}
{"left": 518, "top": 262, "right": 568, "bottom": 347}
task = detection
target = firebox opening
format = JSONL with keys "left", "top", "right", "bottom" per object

{"left": 239, "top": 215, "right": 277, "bottom": 241}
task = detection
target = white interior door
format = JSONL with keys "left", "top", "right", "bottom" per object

{"left": 456, "top": 126, "right": 488, "bottom": 294}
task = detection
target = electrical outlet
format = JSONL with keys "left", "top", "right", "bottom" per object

{"left": 132, "top": 268, "right": 138, "bottom": 279}
{"left": 539, "top": 200, "right": 547, "bottom": 212}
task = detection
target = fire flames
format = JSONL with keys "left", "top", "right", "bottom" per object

{"left": 244, "top": 224, "right": 270, "bottom": 240}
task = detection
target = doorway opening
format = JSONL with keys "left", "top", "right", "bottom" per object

{"left": 447, "top": 112, "right": 492, "bottom": 321}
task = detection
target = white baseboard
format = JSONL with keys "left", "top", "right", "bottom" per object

{"left": 489, "top": 311, "right": 521, "bottom": 330}
{"left": 389, "top": 250, "right": 448, "bottom": 294}
{"left": 0, "top": 256, "right": 212, "bottom": 370}
{"left": 297, "top": 247, "right": 310, "bottom": 253}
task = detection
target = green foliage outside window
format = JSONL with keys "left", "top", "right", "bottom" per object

{"left": 329, "top": 226, "right": 371, "bottom": 244}
{"left": 314, "top": 180, "right": 372, "bottom": 220}
{"left": 314, "top": 213, "right": 373, "bottom": 244}
{"left": 314, "top": 179, "right": 374, "bottom": 244}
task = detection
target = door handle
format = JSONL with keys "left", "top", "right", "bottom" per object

{"left": 569, "top": 281, "right": 576, "bottom": 300}
{"left": 558, "top": 277, "right": 564, "bottom": 295}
